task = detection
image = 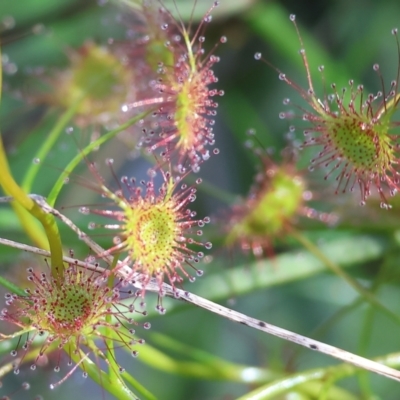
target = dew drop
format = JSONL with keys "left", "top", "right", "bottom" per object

{"left": 3, "top": 62, "right": 17, "bottom": 74}
{"left": 220, "top": 36, "right": 227, "bottom": 43}
{"left": 254, "top": 52, "right": 262, "bottom": 60}
{"left": 2, "top": 16, "right": 15, "bottom": 29}
{"left": 33, "top": 158, "right": 40, "bottom": 164}
{"left": 192, "top": 164, "right": 200, "bottom": 173}
{"left": 156, "top": 305, "right": 166, "bottom": 314}
{"left": 289, "top": 14, "right": 296, "bottom": 21}
{"left": 79, "top": 207, "right": 89, "bottom": 215}
{"left": 65, "top": 126, "right": 74, "bottom": 134}
{"left": 147, "top": 168, "right": 156, "bottom": 178}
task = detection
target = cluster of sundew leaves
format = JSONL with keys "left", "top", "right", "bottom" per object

{"left": 64, "top": 0, "right": 228, "bottom": 297}
{"left": 27, "top": 0, "right": 224, "bottom": 293}
{"left": 255, "top": 16, "right": 400, "bottom": 209}
{"left": 0, "top": 2, "right": 228, "bottom": 392}
{"left": 0, "top": 259, "right": 150, "bottom": 391}
{"left": 5, "top": 0, "right": 400, "bottom": 398}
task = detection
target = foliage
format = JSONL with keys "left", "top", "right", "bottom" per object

{"left": 2, "top": 0, "right": 400, "bottom": 399}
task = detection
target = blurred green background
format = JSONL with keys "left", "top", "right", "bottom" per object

{"left": 2, "top": 0, "right": 400, "bottom": 399}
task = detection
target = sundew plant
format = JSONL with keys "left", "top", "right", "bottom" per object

{"left": 3, "top": 0, "right": 400, "bottom": 399}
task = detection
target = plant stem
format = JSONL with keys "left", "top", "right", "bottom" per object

{"left": 144, "top": 331, "right": 276, "bottom": 383}
{"left": 47, "top": 109, "right": 153, "bottom": 206}
{"left": 0, "top": 274, "right": 26, "bottom": 297}
{"left": 21, "top": 100, "right": 84, "bottom": 193}
{"left": 66, "top": 343, "right": 140, "bottom": 400}
{"left": 0, "top": 137, "right": 64, "bottom": 279}
{"left": 106, "top": 255, "right": 119, "bottom": 380}
{"left": 236, "top": 351, "right": 400, "bottom": 400}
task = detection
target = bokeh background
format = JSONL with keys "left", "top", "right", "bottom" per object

{"left": 2, "top": 0, "right": 400, "bottom": 399}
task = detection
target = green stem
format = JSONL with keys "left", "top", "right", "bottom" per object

{"left": 106, "top": 255, "right": 119, "bottom": 380}
{"left": 290, "top": 229, "right": 400, "bottom": 326}
{"left": 7, "top": 202, "right": 49, "bottom": 250}
{"left": 129, "top": 341, "right": 273, "bottom": 383}
{"left": 143, "top": 332, "right": 275, "bottom": 383}
{"left": 47, "top": 109, "right": 152, "bottom": 206}
{"left": 67, "top": 342, "right": 139, "bottom": 400}
{"left": 236, "top": 352, "right": 400, "bottom": 400}
{"left": 121, "top": 370, "right": 158, "bottom": 400}
{"left": 0, "top": 274, "right": 26, "bottom": 296}
{"left": 355, "top": 257, "right": 391, "bottom": 398}
{"left": 21, "top": 100, "right": 84, "bottom": 193}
